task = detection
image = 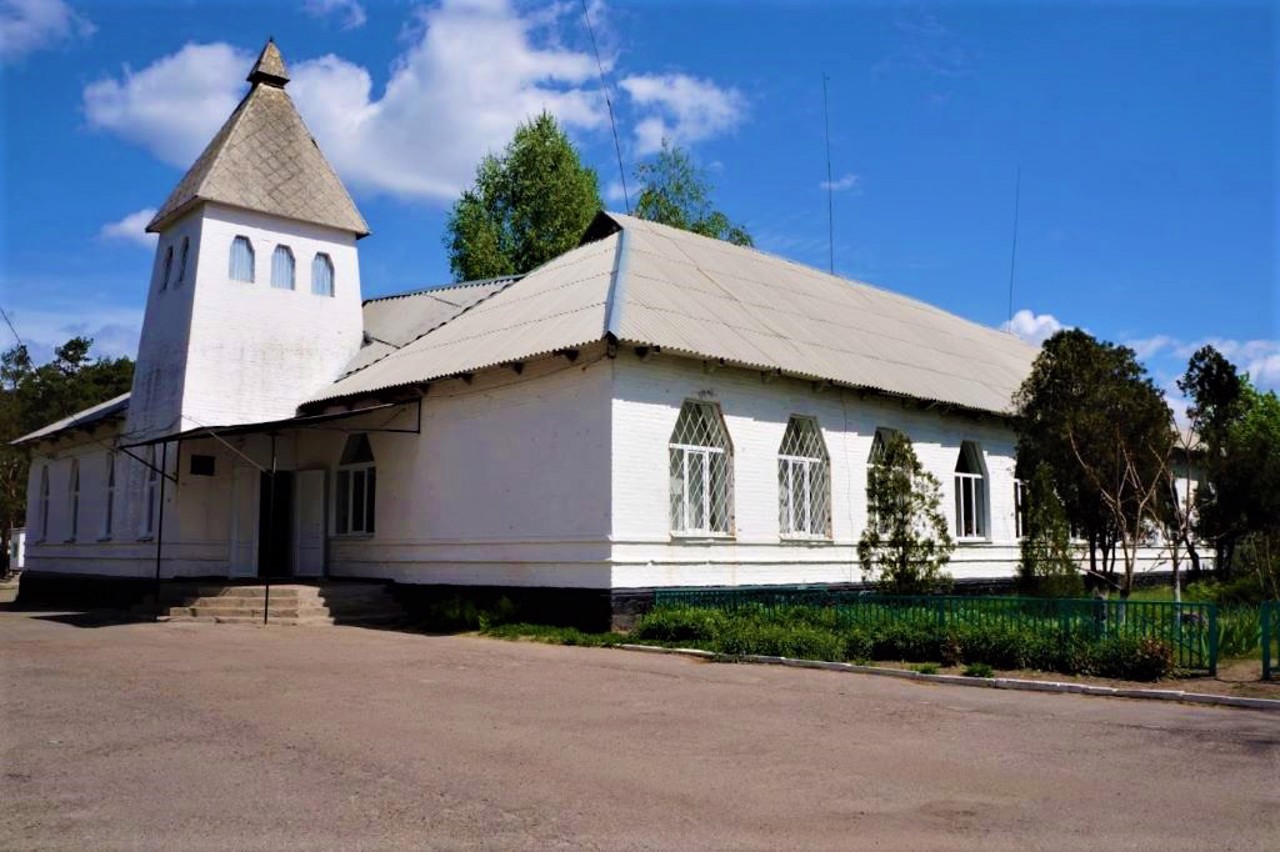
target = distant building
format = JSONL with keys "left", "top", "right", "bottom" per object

{"left": 16, "top": 41, "right": 1181, "bottom": 623}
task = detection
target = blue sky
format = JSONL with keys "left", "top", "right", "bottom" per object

{"left": 1, "top": 0, "right": 1275, "bottom": 408}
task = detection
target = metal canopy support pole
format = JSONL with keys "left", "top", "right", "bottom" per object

{"left": 264, "top": 433, "right": 277, "bottom": 626}
{"left": 151, "top": 441, "right": 169, "bottom": 620}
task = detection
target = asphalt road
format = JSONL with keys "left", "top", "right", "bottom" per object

{"left": 2, "top": 611, "right": 1277, "bottom": 850}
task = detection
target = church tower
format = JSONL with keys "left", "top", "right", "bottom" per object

{"left": 125, "top": 40, "right": 369, "bottom": 441}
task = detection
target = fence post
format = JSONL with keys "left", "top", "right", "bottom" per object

{"left": 1263, "top": 602, "right": 1273, "bottom": 681}
{"left": 1207, "top": 603, "right": 1218, "bottom": 677}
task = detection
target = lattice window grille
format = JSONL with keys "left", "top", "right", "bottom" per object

{"left": 778, "top": 416, "right": 831, "bottom": 537}
{"left": 669, "top": 401, "right": 733, "bottom": 534}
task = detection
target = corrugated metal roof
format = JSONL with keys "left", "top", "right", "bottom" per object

{"left": 12, "top": 392, "right": 131, "bottom": 446}
{"left": 308, "top": 212, "right": 1037, "bottom": 414}
{"left": 342, "top": 279, "right": 516, "bottom": 378}
{"left": 147, "top": 40, "right": 369, "bottom": 236}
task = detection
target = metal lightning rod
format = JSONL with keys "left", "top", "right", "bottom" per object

{"left": 1006, "top": 165, "right": 1022, "bottom": 325}
{"left": 822, "top": 73, "right": 835, "bottom": 275}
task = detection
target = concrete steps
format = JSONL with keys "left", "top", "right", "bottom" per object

{"left": 159, "top": 582, "right": 405, "bottom": 627}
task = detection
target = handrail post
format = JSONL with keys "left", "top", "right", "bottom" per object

{"left": 1207, "top": 602, "right": 1218, "bottom": 677}
{"left": 1262, "top": 602, "right": 1272, "bottom": 681}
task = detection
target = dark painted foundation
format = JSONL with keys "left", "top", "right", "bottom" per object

{"left": 14, "top": 570, "right": 1185, "bottom": 633}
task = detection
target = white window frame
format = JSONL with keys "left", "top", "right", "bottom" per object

{"left": 102, "top": 452, "right": 116, "bottom": 540}
{"left": 1014, "top": 478, "right": 1026, "bottom": 540}
{"left": 176, "top": 237, "right": 190, "bottom": 286}
{"left": 229, "top": 235, "right": 254, "bottom": 283}
{"left": 335, "top": 434, "right": 375, "bottom": 536}
{"left": 271, "top": 245, "right": 295, "bottom": 290}
{"left": 311, "top": 253, "right": 335, "bottom": 297}
{"left": 67, "top": 459, "right": 80, "bottom": 542}
{"left": 160, "top": 245, "right": 174, "bottom": 291}
{"left": 140, "top": 446, "right": 159, "bottom": 539}
{"left": 778, "top": 416, "right": 831, "bottom": 539}
{"left": 668, "top": 401, "right": 733, "bottom": 536}
{"left": 953, "top": 442, "right": 988, "bottom": 541}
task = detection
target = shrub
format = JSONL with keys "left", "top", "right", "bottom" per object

{"left": 632, "top": 606, "right": 728, "bottom": 643}
{"left": 871, "top": 623, "right": 944, "bottom": 662}
{"left": 913, "top": 663, "right": 940, "bottom": 675}
{"left": 1094, "top": 636, "right": 1174, "bottom": 681}
{"left": 963, "top": 662, "right": 994, "bottom": 678}
{"left": 843, "top": 629, "right": 874, "bottom": 663}
{"left": 714, "top": 620, "right": 845, "bottom": 661}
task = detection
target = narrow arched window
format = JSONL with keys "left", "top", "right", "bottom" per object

{"left": 160, "top": 245, "right": 174, "bottom": 291}
{"left": 103, "top": 452, "right": 116, "bottom": 539}
{"left": 271, "top": 245, "right": 295, "bottom": 289}
{"left": 336, "top": 434, "right": 375, "bottom": 534}
{"left": 176, "top": 237, "right": 191, "bottom": 285}
{"left": 311, "top": 253, "right": 334, "bottom": 297}
{"left": 669, "top": 401, "right": 733, "bottom": 535}
{"left": 141, "top": 446, "right": 159, "bottom": 537}
{"left": 954, "top": 441, "right": 988, "bottom": 540}
{"left": 68, "top": 460, "right": 80, "bottom": 541}
{"left": 37, "top": 464, "right": 49, "bottom": 541}
{"left": 778, "top": 416, "right": 831, "bottom": 538}
{"left": 229, "top": 236, "right": 254, "bottom": 282}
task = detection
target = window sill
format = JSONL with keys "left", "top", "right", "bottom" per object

{"left": 669, "top": 533, "right": 735, "bottom": 543}
{"left": 332, "top": 533, "right": 375, "bottom": 540}
{"left": 956, "top": 538, "right": 992, "bottom": 546}
{"left": 137, "top": 535, "right": 154, "bottom": 542}
{"left": 780, "top": 535, "right": 835, "bottom": 545}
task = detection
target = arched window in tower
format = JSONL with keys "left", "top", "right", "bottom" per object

{"left": 103, "top": 452, "right": 116, "bottom": 539}
{"left": 141, "top": 446, "right": 159, "bottom": 538}
{"left": 160, "top": 245, "right": 174, "bottom": 291}
{"left": 669, "top": 401, "right": 733, "bottom": 535}
{"left": 778, "top": 416, "right": 831, "bottom": 538}
{"left": 37, "top": 465, "right": 49, "bottom": 541}
{"left": 271, "top": 245, "right": 295, "bottom": 289}
{"left": 954, "top": 441, "right": 988, "bottom": 540}
{"left": 312, "top": 253, "right": 334, "bottom": 297}
{"left": 229, "top": 236, "right": 254, "bottom": 282}
{"left": 68, "top": 459, "right": 80, "bottom": 541}
{"left": 336, "top": 433, "right": 375, "bottom": 535}
{"left": 174, "top": 237, "right": 191, "bottom": 286}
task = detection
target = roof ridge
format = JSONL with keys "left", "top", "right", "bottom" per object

{"left": 362, "top": 275, "right": 523, "bottom": 305}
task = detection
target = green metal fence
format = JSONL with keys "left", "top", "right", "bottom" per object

{"left": 1264, "top": 601, "right": 1279, "bottom": 681}
{"left": 651, "top": 587, "right": 1218, "bottom": 674}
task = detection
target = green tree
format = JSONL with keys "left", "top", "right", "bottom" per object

{"left": 445, "top": 112, "right": 602, "bottom": 281}
{"left": 633, "top": 139, "right": 752, "bottom": 246}
{"left": 1017, "top": 463, "right": 1084, "bottom": 597}
{"left": 1, "top": 338, "right": 133, "bottom": 572}
{"left": 1014, "top": 329, "right": 1173, "bottom": 597}
{"left": 857, "top": 431, "right": 953, "bottom": 594}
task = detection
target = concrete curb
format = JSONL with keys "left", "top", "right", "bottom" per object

{"left": 616, "top": 644, "right": 1280, "bottom": 712}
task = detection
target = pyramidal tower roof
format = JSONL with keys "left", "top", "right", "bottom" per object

{"left": 147, "top": 39, "right": 369, "bottom": 236}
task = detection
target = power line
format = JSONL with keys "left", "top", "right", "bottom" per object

{"left": 581, "top": 0, "right": 630, "bottom": 214}
{"left": 0, "top": 304, "right": 24, "bottom": 349}
{"left": 822, "top": 73, "right": 834, "bottom": 275}
{"left": 1006, "top": 165, "right": 1022, "bottom": 325}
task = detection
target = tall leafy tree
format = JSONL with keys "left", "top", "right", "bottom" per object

{"left": 1015, "top": 329, "right": 1173, "bottom": 596}
{"left": 1, "top": 338, "right": 133, "bottom": 572}
{"left": 445, "top": 112, "right": 602, "bottom": 281}
{"left": 857, "top": 431, "right": 953, "bottom": 594}
{"left": 1017, "top": 463, "right": 1084, "bottom": 597}
{"left": 633, "top": 139, "right": 752, "bottom": 246}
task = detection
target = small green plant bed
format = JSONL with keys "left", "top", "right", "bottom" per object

{"left": 480, "top": 622, "right": 627, "bottom": 647}
{"left": 912, "top": 663, "right": 940, "bottom": 675}
{"left": 629, "top": 604, "right": 1178, "bottom": 681}
{"left": 963, "top": 662, "right": 994, "bottom": 678}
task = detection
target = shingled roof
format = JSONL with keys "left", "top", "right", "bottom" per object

{"left": 146, "top": 39, "right": 369, "bottom": 236}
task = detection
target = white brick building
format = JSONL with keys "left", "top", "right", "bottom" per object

{"left": 17, "top": 41, "right": 1173, "bottom": 624}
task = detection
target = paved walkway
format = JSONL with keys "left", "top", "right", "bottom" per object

{"left": 2, "top": 611, "right": 1277, "bottom": 849}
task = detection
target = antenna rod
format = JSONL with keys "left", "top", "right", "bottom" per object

{"left": 1006, "top": 165, "right": 1022, "bottom": 324}
{"left": 822, "top": 73, "right": 834, "bottom": 274}
{"left": 581, "top": 0, "right": 630, "bottom": 213}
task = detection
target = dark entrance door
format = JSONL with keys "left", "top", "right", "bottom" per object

{"left": 258, "top": 471, "right": 294, "bottom": 578}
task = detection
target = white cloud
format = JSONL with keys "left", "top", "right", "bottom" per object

{"left": 83, "top": 42, "right": 248, "bottom": 168}
{"left": 619, "top": 72, "right": 747, "bottom": 155}
{"left": 8, "top": 305, "right": 142, "bottom": 362}
{"left": 820, "top": 173, "right": 860, "bottom": 193}
{"left": 603, "top": 179, "right": 629, "bottom": 205}
{"left": 302, "top": 0, "right": 366, "bottom": 30}
{"left": 82, "top": 2, "right": 628, "bottom": 203}
{"left": 0, "top": 0, "right": 93, "bottom": 63}
{"left": 99, "top": 208, "right": 158, "bottom": 247}
{"left": 1125, "top": 334, "right": 1176, "bottom": 360}
{"left": 1002, "top": 309, "right": 1067, "bottom": 347}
